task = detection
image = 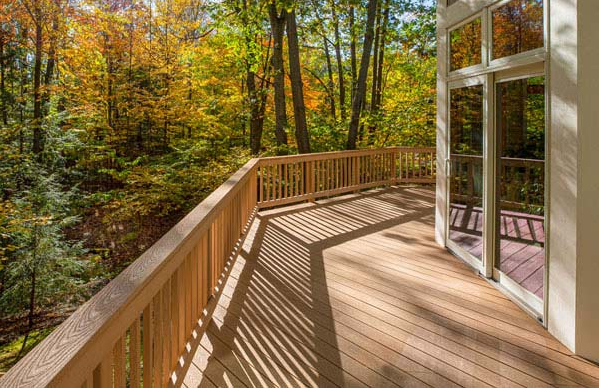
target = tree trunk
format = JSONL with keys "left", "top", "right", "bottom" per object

{"left": 286, "top": 9, "right": 310, "bottom": 154}
{"left": 268, "top": 3, "right": 288, "bottom": 148}
{"left": 0, "top": 37, "right": 7, "bottom": 126}
{"left": 329, "top": 0, "right": 345, "bottom": 120}
{"left": 19, "top": 28, "right": 28, "bottom": 154}
{"left": 370, "top": 1, "right": 382, "bottom": 113}
{"left": 42, "top": 16, "right": 58, "bottom": 117}
{"left": 323, "top": 37, "right": 336, "bottom": 120}
{"left": 347, "top": 0, "right": 378, "bottom": 150}
{"left": 349, "top": 4, "right": 357, "bottom": 103}
{"left": 247, "top": 70, "right": 263, "bottom": 155}
{"left": 375, "top": 2, "right": 389, "bottom": 109}
{"left": 32, "top": 16, "right": 43, "bottom": 154}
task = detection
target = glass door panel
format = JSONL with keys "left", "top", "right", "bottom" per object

{"left": 448, "top": 84, "right": 484, "bottom": 262}
{"left": 495, "top": 76, "right": 545, "bottom": 300}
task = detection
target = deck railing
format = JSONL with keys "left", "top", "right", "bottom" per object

{"left": 1, "top": 147, "right": 435, "bottom": 388}
{"left": 258, "top": 147, "right": 436, "bottom": 208}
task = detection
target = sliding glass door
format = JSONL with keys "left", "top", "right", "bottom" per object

{"left": 493, "top": 73, "right": 546, "bottom": 312}
{"left": 447, "top": 81, "right": 485, "bottom": 270}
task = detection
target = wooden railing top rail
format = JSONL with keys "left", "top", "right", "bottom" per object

{"left": 0, "top": 158, "right": 260, "bottom": 387}
{"left": 259, "top": 146, "right": 435, "bottom": 165}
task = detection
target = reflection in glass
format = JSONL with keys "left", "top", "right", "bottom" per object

{"left": 495, "top": 76, "right": 545, "bottom": 299}
{"left": 450, "top": 18, "right": 482, "bottom": 71}
{"left": 492, "top": 0, "right": 544, "bottom": 60}
{"left": 449, "top": 85, "right": 484, "bottom": 260}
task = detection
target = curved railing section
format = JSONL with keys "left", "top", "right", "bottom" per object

{"left": 1, "top": 147, "right": 435, "bottom": 387}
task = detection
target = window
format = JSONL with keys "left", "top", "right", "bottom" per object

{"left": 492, "top": 0, "right": 544, "bottom": 60}
{"left": 450, "top": 18, "right": 482, "bottom": 71}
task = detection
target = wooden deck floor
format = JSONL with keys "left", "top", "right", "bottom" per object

{"left": 178, "top": 187, "right": 599, "bottom": 388}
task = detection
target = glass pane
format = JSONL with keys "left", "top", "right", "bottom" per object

{"left": 450, "top": 18, "right": 482, "bottom": 71}
{"left": 449, "top": 85, "right": 484, "bottom": 260}
{"left": 495, "top": 76, "right": 545, "bottom": 299}
{"left": 492, "top": 0, "right": 544, "bottom": 60}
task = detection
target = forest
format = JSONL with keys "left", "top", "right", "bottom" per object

{"left": 0, "top": 0, "right": 436, "bottom": 371}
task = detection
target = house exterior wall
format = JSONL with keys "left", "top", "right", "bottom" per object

{"left": 574, "top": 0, "right": 599, "bottom": 362}
{"left": 436, "top": 0, "right": 599, "bottom": 362}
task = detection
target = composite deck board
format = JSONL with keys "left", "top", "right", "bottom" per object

{"left": 181, "top": 187, "right": 599, "bottom": 388}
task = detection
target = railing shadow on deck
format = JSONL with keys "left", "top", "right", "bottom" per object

{"left": 175, "top": 186, "right": 436, "bottom": 387}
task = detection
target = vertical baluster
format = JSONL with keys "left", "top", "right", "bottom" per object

{"left": 94, "top": 351, "right": 112, "bottom": 388}
{"left": 113, "top": 336, "right": 126, "bottom": 388}
{"left": 291, "top": 163, "right": 295, "bottom": 197}
{"left": 169, "top": 273, "right": 178, "bottom": 372}
{"left": 295, "top": 162, "right": 300, "bottom": 197}
{"left": 185, "top": 253, "right": 192, "bottom": 344}
{"left": 315, "top": 160, "right": 320, "bottom": 192}
{"left": 259, "top": 166, "right": 264, "bottom": 203}
{"left": 191, "top": 245, "right": 198, "bottom": 327}
{"left": 391, "top": 151, "right": 397, "bottom": 184}
{"left": 400, "top": 152, "right": 404, "bottom": 179}
{"left": 336, "top": 158, "right": 340, "bottom": 190}
{"left": 163, "top": 278, "right": 173, "bottom": 384}
{"left": 357, "top": 156, "right": 361, "bottom": 185}
{"left": 368, "top": 154, "right": 371, "bottom": 184}
{"left": 278, "top": 163, "right": 282, "bottom": 200}
{"left": 129, "top": 318, "right": 141, "bottom": 388}
{"left": 284, "top": 163, "right": 288, "bottom": 199}
{"left": 329, "top": 159, "right": 333, "bottom": 191}
{"left": 201, "top": 233, "right": 209, "bottom": 307}
{"left": 266, "top": 165, "right": 271, "bottom": 202}
{"left": 142, "top": 304, "right": 153, "bottom": 388}
{"left": 152, "top": 292, "right": 163, "bottom": 386}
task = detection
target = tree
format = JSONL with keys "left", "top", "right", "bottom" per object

{"left": 347, "top": 0, "right": 378, "bottom": 150}
{"left": 286, "top": 8, "right": 310, "bottom": 153}
{"left": 268, "top": 2, "right": 289, "bottom": 150}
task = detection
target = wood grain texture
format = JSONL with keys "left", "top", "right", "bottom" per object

{"left": 181, "top": 187, "right": 599, "bottom": 388}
